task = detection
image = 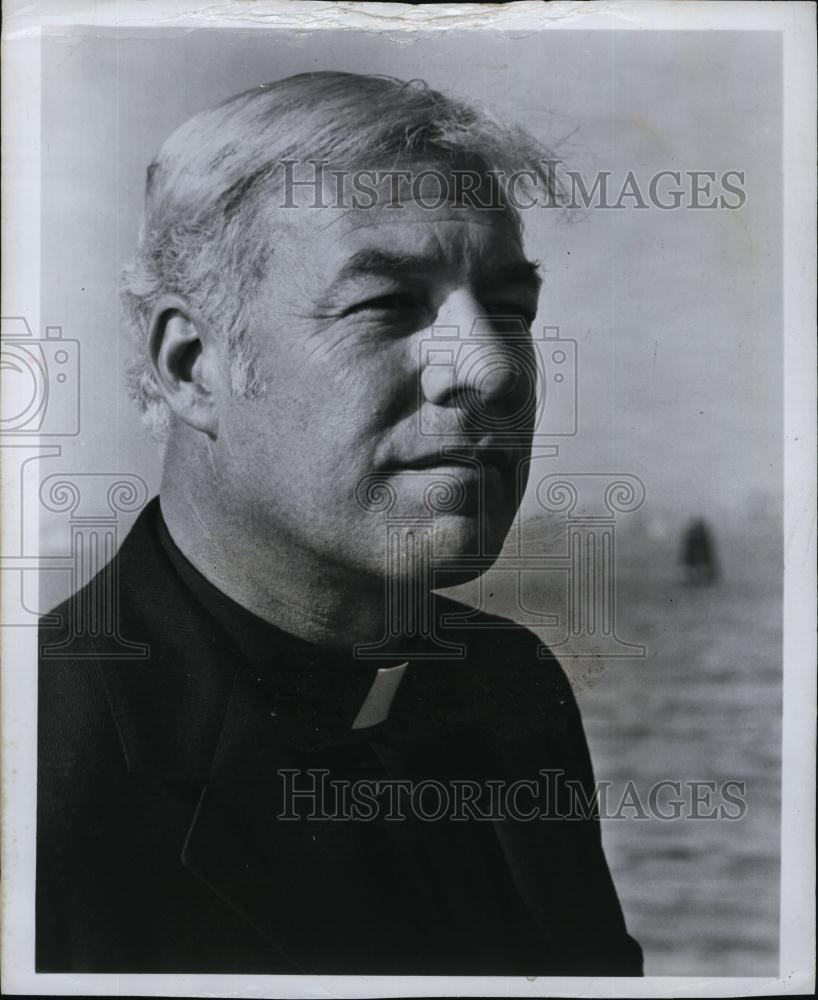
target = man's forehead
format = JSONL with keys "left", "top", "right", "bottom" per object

{"left": 257, "top": 164, "right": 533, "bottom": 299}
{"left": 300, "top": 200, "right": 525, "bottom": 281}
{"left": 272, "top": 161, "right": 519, "bottom": 236}
{"left": 336, "top": 203, "right": 518, "bottom": 247}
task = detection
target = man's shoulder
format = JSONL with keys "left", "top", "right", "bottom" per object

{"left": 38, "top": 495, "right": 219, "bottom": 677}
{"left": 434, "top": 591, "right": 567, "bottom": 670}
{"left": 38, "top": 495, "right": 235, "bottom": 785}
{"left": 433, "top": 592, "right": 580, "bottom": 736}
{"left": 40, "top": 494, "right": 166, "bottom": 639}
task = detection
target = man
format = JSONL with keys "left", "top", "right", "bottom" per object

{"left": 37, "top": 71, "right": 642, "bottom": 976}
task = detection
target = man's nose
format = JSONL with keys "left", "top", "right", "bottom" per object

{"left": 420, "top": 290, "right": 530, "bottom": 409}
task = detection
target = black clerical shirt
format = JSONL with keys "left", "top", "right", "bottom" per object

{"left": 37, "top": 497, "right": 643, "bottom": 976}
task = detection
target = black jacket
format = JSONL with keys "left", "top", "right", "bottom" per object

{"left": 37, "top": 498, "right": 642, "bottom": 976}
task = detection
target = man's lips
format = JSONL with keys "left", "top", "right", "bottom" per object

{"left": 382, "top": 447, "right": 515, "bottom": 472}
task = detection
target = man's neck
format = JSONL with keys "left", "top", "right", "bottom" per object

{"left": 158, "top": 480, "right": 398, "bottom": 655}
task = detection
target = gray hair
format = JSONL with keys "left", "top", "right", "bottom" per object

{"left": 121, "top": 71, "right": 560, "bottom": 438}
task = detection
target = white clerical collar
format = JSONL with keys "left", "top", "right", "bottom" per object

{"left": 351, "top": 662, "right": 409, "bottom": 730}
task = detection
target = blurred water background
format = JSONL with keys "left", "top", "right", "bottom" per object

{"left": 454, "top": 504, "right": 782, "bottom": 976}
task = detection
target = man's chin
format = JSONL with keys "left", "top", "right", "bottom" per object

{"left": 359, "top": 511, "right": 509, "bottom": 583}
{"left": 428, "top": 512, "right": 510, "bottom": 582}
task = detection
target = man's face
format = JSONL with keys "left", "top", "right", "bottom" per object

{"left": 213, "top": 175, "right": 541, "bottom": 586}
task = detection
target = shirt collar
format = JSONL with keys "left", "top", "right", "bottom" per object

{"left": 154, "top": 507, "right": 414, "bottom": 751}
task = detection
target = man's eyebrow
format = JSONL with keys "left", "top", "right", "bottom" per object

{"left": 330, "top": 248, "right": 439, "bottom": 285}
{"left": 326, "top": 248, "right": 543, "bottom": 293}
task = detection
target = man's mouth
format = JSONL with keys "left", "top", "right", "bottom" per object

{"left": 386, "top": 445, "right": 515, "bottom": 473}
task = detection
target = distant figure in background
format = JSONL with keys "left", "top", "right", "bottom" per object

{"left": 681, "top": 518, "right": 720, "bottom": 584}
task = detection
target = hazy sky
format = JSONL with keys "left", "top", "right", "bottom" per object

{"left": 38, "top": 27, "right": 781, "bottom": 531}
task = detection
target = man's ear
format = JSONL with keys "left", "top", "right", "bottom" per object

{"left": 147, "top": 296, "right": 221, "bottom": 439}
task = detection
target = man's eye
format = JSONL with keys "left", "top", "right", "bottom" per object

{"left": 345, "top": 293, "right": 421, "bottom": 316}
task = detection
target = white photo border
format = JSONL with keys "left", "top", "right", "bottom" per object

{"left": 1, "top": 1, "right": 815, "bottom": 997}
